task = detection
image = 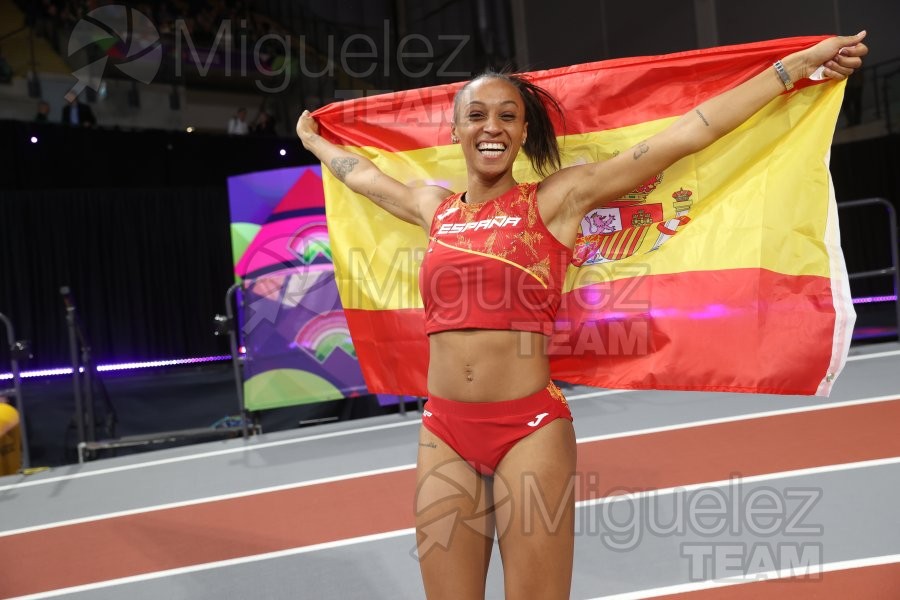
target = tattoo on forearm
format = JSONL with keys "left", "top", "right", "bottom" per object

{"left": 331, "top": 157, "right": 359, "bottom": 182}
{"left": 695, "top": 109, "right": 710, "bottom": 127}
{"left": 364, "top": 172, "right": 400, "bottom": 208}
{"left": 366, "top": 189, "right": 399, "bottom": 207}
{"left": 633, "top": 141, "right": 649, "bottom": 160}
{"left": 419, "top": 441, "right": 437, "bottom": 449}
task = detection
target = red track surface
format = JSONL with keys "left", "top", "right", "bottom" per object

{"left": 3, "top": 399, "right": 899, "bottom": 597}
{"left": 657, "top": 562, "right": 900, "bottom": 599}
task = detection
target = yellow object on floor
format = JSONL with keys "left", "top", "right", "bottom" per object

{"left": 0, "top": 402, "right": 21, "bottom": 475}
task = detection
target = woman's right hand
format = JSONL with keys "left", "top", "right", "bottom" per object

{"left": 792, "top": 31, "right": 868, "bottom": 81}
{"left": 296, "top": 110, "right": 319, "bottom": 148}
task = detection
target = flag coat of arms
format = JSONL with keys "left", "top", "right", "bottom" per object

{"left": 313, "top": 36, "right": 856, "bottom": 398}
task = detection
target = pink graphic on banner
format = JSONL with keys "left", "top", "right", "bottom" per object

{"left": 229, "top": 166, "right": 402, "bottom": 409}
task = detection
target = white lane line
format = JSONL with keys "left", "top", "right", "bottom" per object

{"left": 575, "top": 456, "right": 900, "bottom": 509}
{"left": 6, "top": 528, "right": 417, "bottom": 600}
{"left": 576, "top": 393, "right": 900, "bottom": 444}
{"left": 4, "top": 393, "right": 899, "bottom": 533}
{"left": 0, "top": 463, "right": 415, "bottom": 538}
{"left": 583, "top": 552, "right": 900, "bottom": 600}
{"left": 8, "top": 459, "right": 900, "bottom": 600}
{"left": 566, "top": 389, "right": 633, "bottom": 401}
{"left": 6, "top": 436, "right": 900, "bottom": 543}
{"left": 2, "top": 380, "right": 892, "bottom": 495}
{"left": 0, "top": 342, "right": 900, "bottom": 492}
{"left": 0, "top": 419, "right": 422, "bottom": 492}
{"left": 1, "top": 345, "right": 896, "bottom": 491}
{"left": 0, "top": 389, "right": 631, "bottom": 491}
{"left": 846, "top": 348, "right": 900, "bottom": 361}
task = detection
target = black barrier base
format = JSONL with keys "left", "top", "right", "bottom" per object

{"left": 77, "top": 423, "right": 259, "bottom": 463}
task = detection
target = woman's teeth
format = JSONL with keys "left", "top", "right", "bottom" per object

{"left": 477, "top": 142, "right": 507, "bottom": 158}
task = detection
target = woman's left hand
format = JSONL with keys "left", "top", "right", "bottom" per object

{"left": 799, "top": 31, "right": 868, "bottom": 81}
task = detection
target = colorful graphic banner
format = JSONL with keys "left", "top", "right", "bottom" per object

{"left": 228, "top": 166, "right": 399, "bottom": 410}
{"left": 314, "top": 36, "right": 856, "bottom": 397}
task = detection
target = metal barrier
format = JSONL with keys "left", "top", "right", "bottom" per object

{"left": 883, "top": 65, "right": 900, "bottom": 134}
{"left": 0, "top": 312, "right": 30, "bottom": 469}
{"left": 838, "top": 198, "right": 900, "bottom": 340}
{"left": 223, "top": 282, "right": 249, "bottom": 437}
{"left": 76, "top": 282, "right": 252, "bottom": 463}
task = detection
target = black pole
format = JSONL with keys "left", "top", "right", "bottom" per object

{"left": 225, "top": 282, "right": 248, "bottom": 437}
{"left": 59, "top": 285, "right": 93, "bottom": 444}
{"left": 62, "top": 287, "right": 85, "bottom": 447}
{"left": 81, "top": 342, "right": 96, "bottom": 442}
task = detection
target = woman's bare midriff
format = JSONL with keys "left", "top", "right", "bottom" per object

{"left": 426, "top": 329, "right": 551, "bottom": 402}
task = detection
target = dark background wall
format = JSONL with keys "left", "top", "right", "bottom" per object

{"left": 0, "top": 120, "right": 315, "bottom": 369}
{"left": 513, "top": 0, "right": 900, "bottom": 68}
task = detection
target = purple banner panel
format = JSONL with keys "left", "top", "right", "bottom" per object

{"left": 228, "top": 166, "right": 403, "bottom": 410}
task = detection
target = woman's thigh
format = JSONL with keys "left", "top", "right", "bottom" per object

{"left": 493, "top": 418, "right": 577, "bottom": 600}
{"left": 415, "top": 425, "right": 495, "bottom": 600}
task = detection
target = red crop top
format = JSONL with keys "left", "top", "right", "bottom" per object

{"left": 419, "top": 182, "right": 573, "bottom": 335}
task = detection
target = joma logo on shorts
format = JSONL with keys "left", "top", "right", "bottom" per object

{"left": 437, "top": 216, "right": 522, "bottom": 235}
{"left": 527, "top": 413, "right": 550, "bottom": 427}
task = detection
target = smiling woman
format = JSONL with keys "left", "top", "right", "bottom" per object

{"left": 295, "top": 31, "right": 868, "bottom": 599}
{"left": 452, "top": 72, "right": 564, "bottom": 180}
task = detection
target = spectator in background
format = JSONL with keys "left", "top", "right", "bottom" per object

{"left": 0, "top": 47, "right": 12, "bottom": 84}
{"left": 251, "top": 109, "right": 276, "bottom": 135}
{"left": 62, "top": 93, "right": 97, "bottom": 127}
{"left": 227, "top": 107, "right": 249, "bottom": 135}
{"left": 35, "top": 100, "right": 51, "bottom": 122}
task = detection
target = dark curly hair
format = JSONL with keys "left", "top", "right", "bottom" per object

{"left": 453, "top": 70, "right": 564, "bottom": 177}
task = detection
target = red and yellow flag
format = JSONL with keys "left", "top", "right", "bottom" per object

{"left": 314, "top": 36, "right": 855, "bottom": 397}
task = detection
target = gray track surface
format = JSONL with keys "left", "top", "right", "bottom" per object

{"left": 2, "top": 342, "right": 899, "bottom": 599}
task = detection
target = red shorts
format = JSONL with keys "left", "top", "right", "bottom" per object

{"left": 421, "top": 382, "right": 573, "bottom": 476}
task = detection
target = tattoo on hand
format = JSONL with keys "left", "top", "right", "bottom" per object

{"left": 633, "top": 142, "right": 650, "bottom": 160}
{"left": 695, "top": 109, "right": 710, "bottom": 127}
{"left": 419, "top": 441, "right": 437, "bottom": 449}
{"left": 331, "top": 157, "right": 359, "bottom": 182}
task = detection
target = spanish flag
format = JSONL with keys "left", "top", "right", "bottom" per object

{"left": 314, "top": 36, "right": 855, "bottom": 397}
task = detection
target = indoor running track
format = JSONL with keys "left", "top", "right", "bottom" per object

{"left": 2, "top": 342, "right": 899, "bottom": 599}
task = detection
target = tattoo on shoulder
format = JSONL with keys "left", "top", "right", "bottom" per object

{"left": 695, "top": 109, "right": 710, "bottom": 127}
{"left": 331, "top": 157, "right": 359, "bottom": 182}
{"left": 633, "top": 141, "right": 650, "bottom": 160}
{"left": 419, "top": 441, "right": 437, "bottom": 449}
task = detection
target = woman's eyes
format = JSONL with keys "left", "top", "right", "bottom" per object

{"left": 467, "top": 112, "right": 518, "bottom": 120}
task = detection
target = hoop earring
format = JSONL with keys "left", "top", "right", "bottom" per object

{"left": 451, "top": 135, "right": 459, "bottom": 143}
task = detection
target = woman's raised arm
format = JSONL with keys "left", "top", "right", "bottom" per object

{"left": 296, "top": 110, "right": 449, "bottom": 230}
{"left": 541, "top": 32, "right": 868, "bottom": 219}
